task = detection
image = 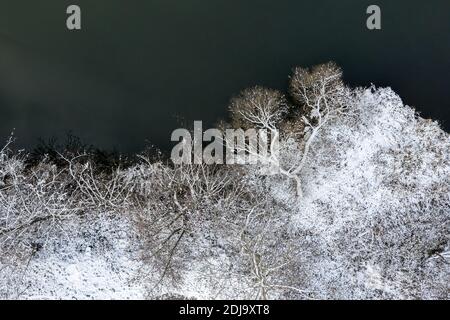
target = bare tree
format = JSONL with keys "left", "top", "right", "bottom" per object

{"left": 59, "top": 153, "right": 134, "bottom": 212}
{"left": 221, "top": 184, "right": 312, "bottom": 300}
{"left": 229, "top": 86, "right": 288, "bottom": 131}
{"left": 0, "top": 156, "right": 79, "bottom": 260}
{"left": 228, "top": 63, "right": 353, "bottom": 197}
{"left": 129, "top": 158, "right": 244, "bottom": 292}
{"left": 289, "top": 62, "right": 352, "bottom": 176}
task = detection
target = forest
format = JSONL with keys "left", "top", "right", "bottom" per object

{"left": 0, "top": 63, "right": 448, "bottom": 299}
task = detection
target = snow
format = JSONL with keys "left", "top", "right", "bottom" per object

{"left": 1, "top": 84, "right": 448, "bottom": 299}
{"left": 0, "top": 214, "right": 145, "bottom": 299}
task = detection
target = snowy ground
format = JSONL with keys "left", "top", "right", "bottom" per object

{"left": 1, "top": 214, "right": 145, "bottom": 299}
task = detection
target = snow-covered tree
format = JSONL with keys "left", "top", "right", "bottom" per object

{"left": 0, "top": 63, "right": 448, "bottom": 300}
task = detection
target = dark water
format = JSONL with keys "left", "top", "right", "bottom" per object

{"left": 0, "top": 0, "right": 449, "bottom": 152}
